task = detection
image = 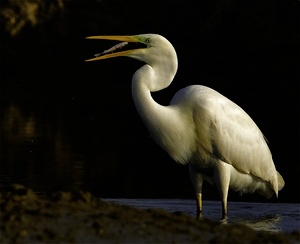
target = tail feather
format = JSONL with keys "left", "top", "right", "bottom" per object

{"left": 277, "top": 171, "right": 285, "bottom": 191}
{"left": 269, "top": 171, "right": 284, "bottom": 198}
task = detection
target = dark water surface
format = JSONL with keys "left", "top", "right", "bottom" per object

{"left": 105, "top": 198, "right": 300, "bottom": 234}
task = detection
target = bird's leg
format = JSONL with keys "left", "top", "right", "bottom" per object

{"left": 196, "top": 192, "right": 202, "bottom": 219}
{"left": 221, "top": 199, "right": 227, "bottom": 220}
{"left": 189, "top": 165, "right": 203, "bottom": 219}
{"left": 214, "top": 161, "right": 230, "bottom": 220}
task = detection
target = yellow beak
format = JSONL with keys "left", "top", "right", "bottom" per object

{"left": 85, "top": 35, "right": 139, "bottom": 62}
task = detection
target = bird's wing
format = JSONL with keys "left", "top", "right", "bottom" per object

{"left": 192, "top": 86, "right": 278, "bottom": 186}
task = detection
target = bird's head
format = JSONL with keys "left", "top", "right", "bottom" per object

{"left": 85, "top": 34, "right": 177, "bottom": 69}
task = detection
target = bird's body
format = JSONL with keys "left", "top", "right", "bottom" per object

{"left": 86, "top": 34, "right": 284, "bottom": 219}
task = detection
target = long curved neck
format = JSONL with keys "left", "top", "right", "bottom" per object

{"left": 131, "top": 61, "right": 196, "bottom": 165}
{"left": 131, "top": 60, "right": 195, "bottom": 164}
{"left": 131, "top": 61, "right": 191, "bottom": 163}
{"left": 131, "top": 63, "right": 176, "bottom": 133}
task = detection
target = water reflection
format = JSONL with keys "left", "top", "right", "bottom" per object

{"left": 0, "top": 104, "right": 86, "bottom": 192}
{"left": 1, "top": 101, "right": 193, "bottom": 199}
{"left": 105, "top": 199, "right": 299, "bottom": 233}
{"left": 230, "top": 214, "right": 282, "bottom": 232}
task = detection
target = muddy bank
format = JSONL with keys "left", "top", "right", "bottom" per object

{"left": 0, "top": 184, "right": 299, "bottom": 243}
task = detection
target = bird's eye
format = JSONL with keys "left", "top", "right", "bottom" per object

{"left": 145, "top": 38, "right": 150, "bottom": 43}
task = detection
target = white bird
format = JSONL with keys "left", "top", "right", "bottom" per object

{"left": 85, "top": 34, "right": 285, "bottom": 219}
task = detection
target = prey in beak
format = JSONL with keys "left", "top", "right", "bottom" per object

{"left": 85, "top": 35, "right": 148, "bottom": 62}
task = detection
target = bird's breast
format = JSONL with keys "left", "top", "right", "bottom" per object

{"left": 148, "top": 107, "right": 197, "bottom": 165}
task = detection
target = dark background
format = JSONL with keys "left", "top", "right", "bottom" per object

{"left": 0, "top": 0, "right": 299, "bottom": 203}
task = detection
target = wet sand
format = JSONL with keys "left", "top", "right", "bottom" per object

{"left": 0, "top": 184, "right": 299, "bottom": 243}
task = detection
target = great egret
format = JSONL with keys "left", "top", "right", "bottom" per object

{"left": 85, "top": 34, "right": 285, "bottom": 219}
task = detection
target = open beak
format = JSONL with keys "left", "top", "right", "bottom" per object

{"left": 85, "top": 35, "right": 141, "bottom": 62}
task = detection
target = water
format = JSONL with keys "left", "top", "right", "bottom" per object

{"left": 105, "top": 198, "right": 300, "bottom": 234}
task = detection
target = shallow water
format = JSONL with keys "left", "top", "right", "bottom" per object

{"left": 105, "top": 198, "right": 300, "bottom": 233}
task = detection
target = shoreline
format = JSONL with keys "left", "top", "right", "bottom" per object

{"left": 1, "top": 184, "right": 299, "bottom": 243}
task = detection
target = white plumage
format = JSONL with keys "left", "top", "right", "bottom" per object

{"left": 86, "top": 34, "right": 285, "bottom": 219}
